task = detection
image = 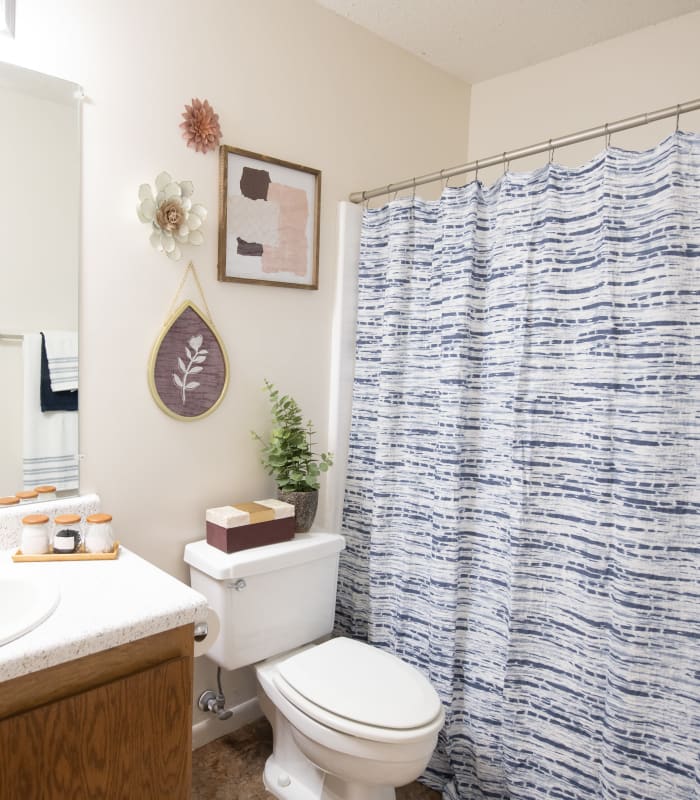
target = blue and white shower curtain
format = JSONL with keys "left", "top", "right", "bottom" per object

{"left": 335, "top": 133, "right": 700, "bottom": 800}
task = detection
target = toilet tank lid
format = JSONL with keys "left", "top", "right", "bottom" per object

{"left": 184, "top": 532, "right": 345, "bottom": 580}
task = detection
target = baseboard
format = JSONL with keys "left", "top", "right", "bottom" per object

{"left": 192, "top": 696, "right": 262, "bottom": 750}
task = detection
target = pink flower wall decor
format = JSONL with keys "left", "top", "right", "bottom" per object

{"left": 180, "top": 98, "right": 222, "bottom": 154}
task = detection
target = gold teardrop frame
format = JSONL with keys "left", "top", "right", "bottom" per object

{"left": 148, "top": 299, "right": 230, "bottom": 422}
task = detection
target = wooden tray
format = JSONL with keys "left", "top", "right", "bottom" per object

{"left": 12, "top": 542, "right": 121, "bottom": 563}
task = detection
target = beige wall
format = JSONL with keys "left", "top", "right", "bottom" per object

{"left": 467, "top": 10, "right": 700, "bottom": 186}
{"left": 0, "top": 0, "right": 469, "bottom": 734}
{"left": 0, "top": 0, "right": 470, "bottom": 570}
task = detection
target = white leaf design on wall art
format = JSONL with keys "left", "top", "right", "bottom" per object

{"left": 173, "top": 335, "right": 208, "bottom": 404}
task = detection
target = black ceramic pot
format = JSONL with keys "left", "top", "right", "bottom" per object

{"left": 276, "top": 489, "right": 319, "bottom": 533}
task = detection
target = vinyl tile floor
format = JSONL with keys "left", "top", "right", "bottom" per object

{"left": 191, "top": 718, "right": 441, "bottom": 800}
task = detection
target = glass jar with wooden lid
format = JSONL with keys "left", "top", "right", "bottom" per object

{"left": 0, "top": 496, "right": 19, "bottom": 507}
{"left": 35, "top": 485, "right": 57, "bottom": 501}
{"left": 16, "top": 490, "right": 39, "bottom": 504}
{"left": 85, "top": 513, "right": 114, "bottom": 554}
{"left": 53, "top": 513, "right": 82, "bottom": 553}
{"left": 21, "top": 514, "right": 51, "bottom": 555}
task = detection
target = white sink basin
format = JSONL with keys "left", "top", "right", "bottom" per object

{"left": 0, "top": 577, "right": 60, "bottom": 646}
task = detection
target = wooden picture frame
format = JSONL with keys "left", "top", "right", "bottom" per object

{"left": 218, "top": 146, "right": 321, "bottom": 289}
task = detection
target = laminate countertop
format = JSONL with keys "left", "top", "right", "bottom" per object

{"left": 0, "top": 545, "right": 208, "bottom": 682}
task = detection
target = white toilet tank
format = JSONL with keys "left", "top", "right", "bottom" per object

{"left": 184, "top": 532, "right": 345, "bottom": 671}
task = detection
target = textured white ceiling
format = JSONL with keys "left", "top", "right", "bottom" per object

{"left": 315, "top": 0, "right": 700, "bottom": 83}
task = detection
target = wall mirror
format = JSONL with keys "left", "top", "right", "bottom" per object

{"left": 0, "top": 61, "right": 81, "bottom": 503}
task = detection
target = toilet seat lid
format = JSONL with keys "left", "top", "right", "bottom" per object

{"left": 275, "top": 637, "right": 442, "bottom": 731}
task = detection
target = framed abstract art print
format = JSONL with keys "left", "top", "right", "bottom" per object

{"left": 217, "top": 146, "right": 321, "bottom": 289}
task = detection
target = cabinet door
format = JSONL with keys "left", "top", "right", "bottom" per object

{"left": 0, "top": 656, "right": 192, "bottom": 799}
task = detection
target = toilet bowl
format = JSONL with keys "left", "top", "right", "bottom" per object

{"left": 184, "top": 533, "right": 444, "bottom": 800}
{"left": 255, "top": 637, "right": 444, "bottom": 800}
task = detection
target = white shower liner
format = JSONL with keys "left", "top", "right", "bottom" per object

{"left": 325, "top": 202, "right": 363, "bottom": 533}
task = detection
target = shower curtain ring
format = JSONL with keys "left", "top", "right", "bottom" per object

{"left": 503, "top": 153, "right": 508, "bottom": 175}
{"left": 548, "top": 139, "right": 554, "bottom": 164}
{"left": 412, "top": 178, "right": 416, "bottom": 200}
{"left": 676, "top": 104, "right": 681, "bottom": 132}
{"left": 604, "top": 123, "right": 611, "bottom": 148}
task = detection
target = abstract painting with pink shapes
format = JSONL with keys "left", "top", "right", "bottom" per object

{"left": 217, "top": 147, "right": 321, "bottom": 289}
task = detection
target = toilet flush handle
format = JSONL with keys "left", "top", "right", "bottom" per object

{"left": 226, "top": 578, "right": 247, "bottom": 591}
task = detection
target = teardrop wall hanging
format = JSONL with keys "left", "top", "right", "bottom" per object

{"left": 148, "top": 262, "right": 229, "bottom": 421}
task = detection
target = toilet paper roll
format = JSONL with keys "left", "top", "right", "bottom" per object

{"left": 194, "top": 607, "right": 220, "bottom": 658}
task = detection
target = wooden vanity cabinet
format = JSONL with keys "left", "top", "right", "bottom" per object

{"left": 0, "top": 624, "right": 194, "bottom": 799}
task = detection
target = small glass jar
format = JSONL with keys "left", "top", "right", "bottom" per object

{"left": 53, "top": 513, "right": 82, "bottom": 553}
{"left": 16, "top": 490, "right": 39, "bottom": 504}
{"left": 35, "top": 485, "right": 57, "bottom": 501}
{"left": 21, "top": 514, "right": 51, "bottom": 555}
{"left": 85, "top": 513, "right": 114, "bottom": 554}
{"left": 0, "top": 496, "right": 19, "bottom": 507}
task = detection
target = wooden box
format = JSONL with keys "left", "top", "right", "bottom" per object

{"left": 205, "top": 500, "right": 295, "bottom": 554}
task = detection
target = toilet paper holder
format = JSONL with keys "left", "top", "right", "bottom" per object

{"left": 193, "top": 608, "right": 221, "bottom": 659}
{"left": 194, "top": 621, "right": 208, "bottom": 642}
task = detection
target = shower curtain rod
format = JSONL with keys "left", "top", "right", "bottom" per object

{"left": 349, "top": 97, "right": 700, "bottom": 204}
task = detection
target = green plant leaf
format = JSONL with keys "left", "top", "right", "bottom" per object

{"left": 251, "top": 380, "right": 333, "bottom": 492}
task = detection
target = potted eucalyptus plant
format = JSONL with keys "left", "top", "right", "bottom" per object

{"left": 252, "top": 380, "right": 333, "bottom": 532}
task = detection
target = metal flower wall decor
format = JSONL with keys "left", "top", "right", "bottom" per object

{"left": 137, "top": 172, "right": 208, "bottom": 261}
{"left": 180, "top": 98, "right": 221, "bottom": 154}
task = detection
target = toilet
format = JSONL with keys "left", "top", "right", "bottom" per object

{"left": 184, "top": 531, "right": 444, "bottom": 800}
